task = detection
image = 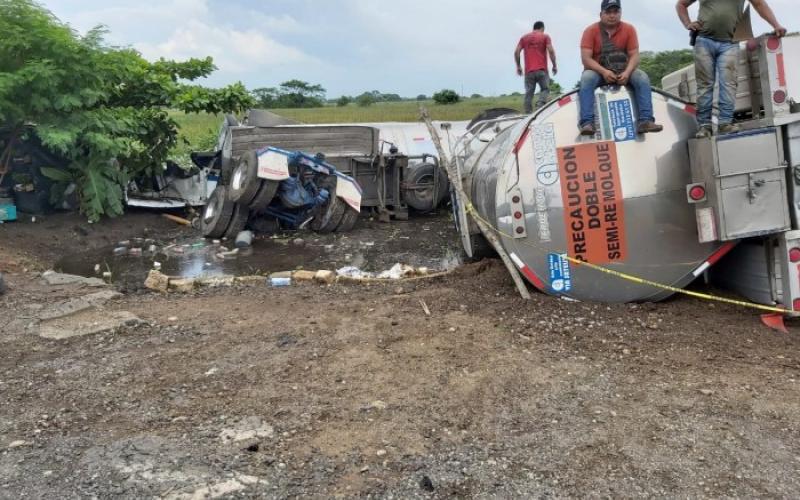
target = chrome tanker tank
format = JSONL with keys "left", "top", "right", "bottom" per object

{"left": 457, "top": 87, "right": 733, "bottom": 303}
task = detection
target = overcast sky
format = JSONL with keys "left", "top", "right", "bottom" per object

{"left": 42, "top": 0, "right": 798, "bottom": 98}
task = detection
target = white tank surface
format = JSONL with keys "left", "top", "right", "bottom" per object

{"left": 327, "top": 121, "right": 470, "bottom": 161}
{"left": 457, "top": 87, "right": 734, "bottom": 303}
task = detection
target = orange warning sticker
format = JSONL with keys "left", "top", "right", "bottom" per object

{"left": 557, "top": 141, "right": 627, "bottom": 264}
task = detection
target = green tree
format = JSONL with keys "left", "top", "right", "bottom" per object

{"left": 336, "top": 95, "right": 352, "bottom": 107}
{"left": 416, "top": 94, "right": 428, "bottom": 101}
{"left": 548, "top": 80, "right": 563, "bottom": 95}
{"left": 432, "top": 89, "right": 460, "bottom": 105}
{"left": 470, "top": 93, "right": 483, "bottom": 99}
{"left": 276, "top": 79, "right": 326, "bottom": 108}
{"left": 355, "top": 94, "right": 376, "bottom": 107}
{"left": 251, "top": 87, "right": 280, "bottom": 108}
{"left": 638, "top": 50, "right": 694, "bottom": 88}
{"left": 0, "top": 0, "right": 252, "bottom": 220}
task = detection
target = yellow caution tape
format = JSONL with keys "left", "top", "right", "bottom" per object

{"left": 462, "top": 203, "right": 791, "bottom": 315}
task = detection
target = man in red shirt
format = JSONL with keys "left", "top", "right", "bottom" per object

{"left": 578, "top": 0, "right": 663, "bottom": 135}
{"left": 515, "top": 21, "right": 558, "bottom": 114}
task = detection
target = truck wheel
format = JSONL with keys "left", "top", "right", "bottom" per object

{"left": 336, "top": 206, "right": 360, "bottom": 232}
{"left": 404, "top": 163, "right": 449, "bottom": 212}
{"left": 310, "top": 182, "right": 346, "bottom": 234}
{"left": 249, "top": 179, "right": 280, "bottom": 212}
{"left": 202, "top": 185, "right": 235, "bottom": 238}
{"left": 229, "top": 150, "right": 263, "bottom": 206}
{"left": 223, "top": 202, "right": 249, "bottom": 239}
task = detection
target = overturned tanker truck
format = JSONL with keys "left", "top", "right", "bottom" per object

{"left": 453, "top": 33, "right": 800, "bottom": 311}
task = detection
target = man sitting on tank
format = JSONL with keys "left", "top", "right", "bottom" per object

{"left": 578, "top": 0, "right": 663, "bottom": 136}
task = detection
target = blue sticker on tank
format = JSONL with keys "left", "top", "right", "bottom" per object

{"left": 548, "top": 253, "right": 572, "bottom": 293}
{"left": 607, "top": 99, "right": 636, "bottom": 142}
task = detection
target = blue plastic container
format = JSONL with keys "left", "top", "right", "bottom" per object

{"left": 0, "top": 202, "right": 16, "bottom": 222}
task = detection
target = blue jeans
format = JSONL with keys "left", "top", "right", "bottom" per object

{"left": 578, "top": 69, "right": 655, "bottom": 127}
{"left": 694, "top": 36, "right": 738, "bottom": 126}
{"left": 524, "top": 70, "right": 550, "bottom": 114}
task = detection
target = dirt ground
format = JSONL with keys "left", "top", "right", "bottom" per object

{"left": 2, "top": 211, "right": 800, "bottom": 498}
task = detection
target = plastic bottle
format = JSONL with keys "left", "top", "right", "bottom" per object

{"left": 269, "top": 277, "right": 291, "bottom": 287}
{"left": 235, "top": 230, "right": 254, "bottom": 248}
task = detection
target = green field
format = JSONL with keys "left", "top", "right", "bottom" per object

{"left": 169, "top": 96, "right": 528, "bottom": 163}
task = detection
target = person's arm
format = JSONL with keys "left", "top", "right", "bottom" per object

{"left": 547, "top": 39, "right": 558, "bottom": 75}
{"left": 676, "top": 0, "right": 703, "bottom": 31}
{"left": 515, "top": 44, "right": 523, "bottom": 76}
{"left": 581, "top": 48, "right": 617, "bottom": 83}
{"left": 749, "top": 0, "right": 787, "bottom": 36}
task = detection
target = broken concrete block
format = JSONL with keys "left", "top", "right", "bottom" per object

{"left": 42, "top": 271, "right": 106, "bottom": 287}
{"left": 314, "top": 270, "right": 335, "bottom": 284}
{"left": 269, "top": 271, "right": 292, "bottom": 280}
{"left": 169, "top": 278, "right": 196, "bottom": 293}
{"left": 38, "top": 290, "right": 122, "bottom": 321}
{"left": 197, "top": 276, "right": 235, "bottom": 288}
{"left": 235, "top": 276, "right": 266, "bottom": 286}
{"left": 292, "top": 270, "right": 316, "bottom": 282}
{"left": 144, "top": 270, "right": 170, "bottom": 293}
{"left": 39, "top": 310, "right": 140, "bottom": 339}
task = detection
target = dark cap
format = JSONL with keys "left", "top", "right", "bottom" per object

{"left": 601, "top": 0, "right": 621, "bottom": 11}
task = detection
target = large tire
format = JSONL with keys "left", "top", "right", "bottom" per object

{"left": 223, "top": 202, "right": 249, "bottom": 239}
{"left": 335, "top": 206, "right": 360, "bottom": 232}
{"left": 404, "top": 163, "right": 449, "bottom": 212}
{"left": 229, "top": 150, "right": 263, "bottom": 206}
{"left": 310, "top": 180, "right": 346, "bottom": 234}
{"left": 249, "top": 179, "right": 280, "bottom": 212}
{"left": 202, "top": 185, "right": 235, "bottom": 238}
{"left": 467, "top": 107, "right": 519, "bottom": 132}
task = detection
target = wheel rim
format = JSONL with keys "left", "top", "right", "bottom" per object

{"left": 232, "top": 164, "right": 244, "bottom": 190}
{"left": 416, "top": 173, "right": 435, "bottom": 202}
{"left": 204, "top": 203, "right": 216, "bottom": 223}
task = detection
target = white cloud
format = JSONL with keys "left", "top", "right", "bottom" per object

{"left": 41, "top": 0, "right": 800, "bottom": 97}
{"left": 135, "top": 20, "right": 313, "bottom": 73}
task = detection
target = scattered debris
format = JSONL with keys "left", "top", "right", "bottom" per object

{"left": 161, "top": 213, "right": 192, "bottom": 226}
{"left": 41, "top": 271, "right": 106, "bottom": 287}
{"left": 38, "top": 290, "right": 121, "bottom": 321}
{"left": 219, "top": 417, "right": 274, "bottom": 444}
{"left": 419, "top": 299, "right": 431, "bottom": 316}
{"left": 39, "top": 310, "right": 140, "bottom": 340}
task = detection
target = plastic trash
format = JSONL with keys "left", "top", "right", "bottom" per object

{"left": 235, "top": 230, "right": 254, "bottom": 248}
{"left": 269, "top": 277, "right": 292, "bottom": 287}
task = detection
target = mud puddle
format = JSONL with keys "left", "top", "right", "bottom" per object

{"left": 55, "top": 212, "right": 464, "bottom": 290}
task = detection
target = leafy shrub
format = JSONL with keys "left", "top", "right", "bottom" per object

{"left": 0, "top": 0, "right": 252, "bottom": 220}
{"left": 432, "top": 89, "right": 460, "bottom": 105}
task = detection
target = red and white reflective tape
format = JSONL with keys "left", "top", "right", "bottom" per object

{"left": 669, "top": 100, "right": 696, "bottom": 115}
{"left": 510, "top": 252, "right": 545, "bottom": 290}
{"left": 513, "top": 127, "right": 531, "bottom": 154}
{"left": 692, "top": 241, "right": 737, "bottom": 277}
{"left": 536, "top": 94, "right": 574, "bottom": 122}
